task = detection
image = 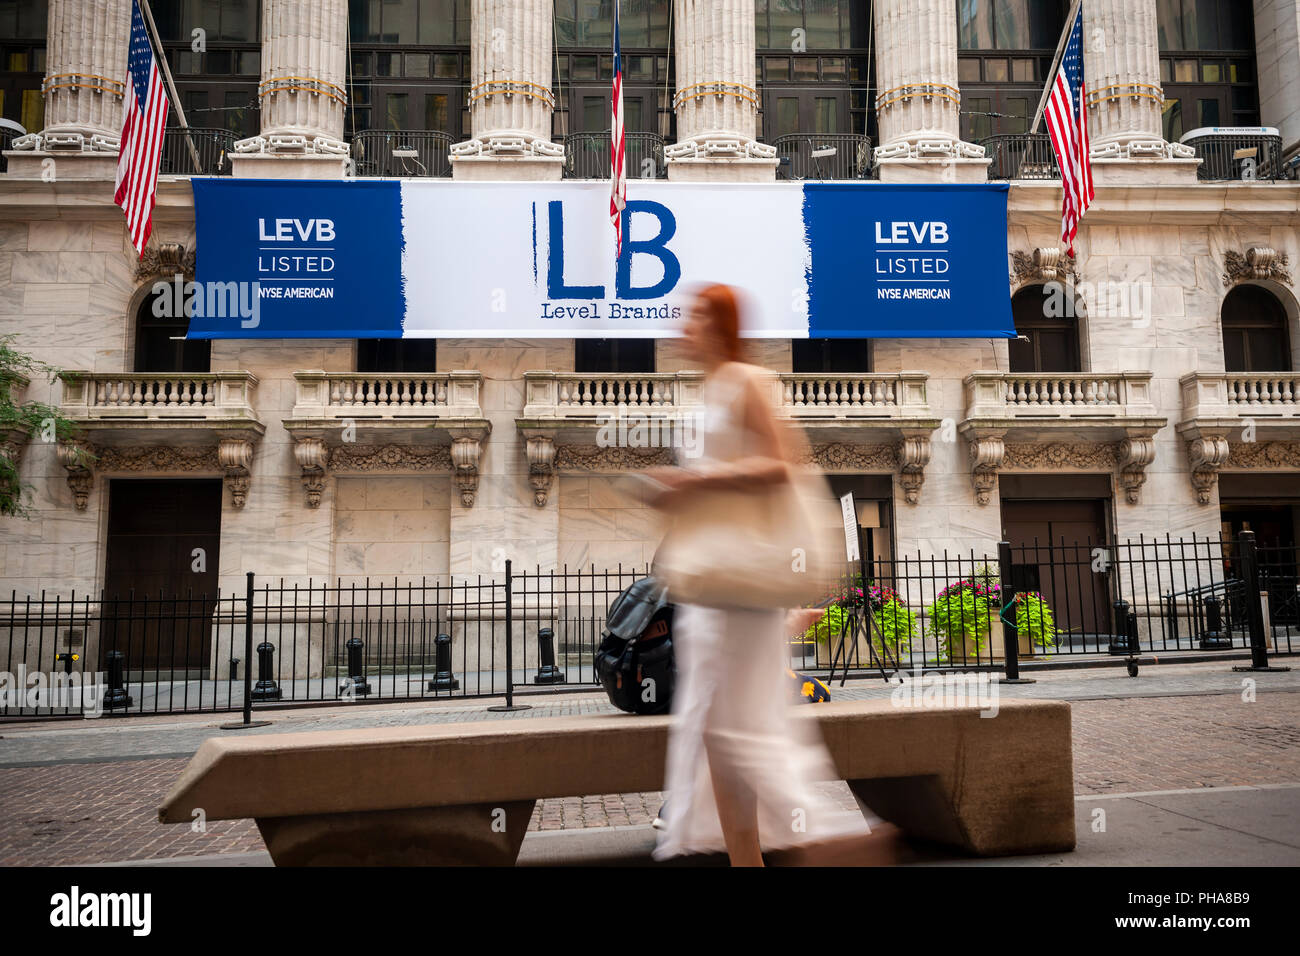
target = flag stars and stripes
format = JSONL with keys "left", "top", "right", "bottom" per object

{"left": 1044, "top": 6, "right": 1094, "bottom": 258}
{"left": 115, "top": 0, "right": 169, "bottom": 257}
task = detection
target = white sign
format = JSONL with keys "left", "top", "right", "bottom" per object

{"left": 840, "top": 492, "right": 860, "bottom": 562}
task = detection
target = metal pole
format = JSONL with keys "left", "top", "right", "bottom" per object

{"left": 1233, "top": 531, "right": 1290, "bottom": 673}
{"left": 488, "top": 558, "right": 531, "bottom": 712}
{"left": 138, "top": 0, "right": 204, "bottom": 172}
{"left": 219, "top": 571, "right": 272, "bottom": 728}
{"left": 998, "top": 541, "right": 1035, "bottom": 684}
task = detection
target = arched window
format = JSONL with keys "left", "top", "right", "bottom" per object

{"left": 1222, "top": 285, "right": 1291, "bottom": 373}
{"left": 134, "top": 288, "right": 210, "bottom": 373}
{"left": 1008, "top": 285, "right": 1081, "bottom": 373}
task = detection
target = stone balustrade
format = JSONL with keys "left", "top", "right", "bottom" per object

{"left": 1180, "top": 372, "right": 1300, "bottom": 419}
{"left": 60, "top": 371, "right": 260, "bottom": 421}
{"left": 290, "top": 370, "right": 485, "bottom": 420}
{"left": 965, "top": 371, "right": 1156, "bottom": 420}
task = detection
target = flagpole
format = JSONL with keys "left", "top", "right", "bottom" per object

{"left": 137, "top": 0, "right": 204, "bottom": 174}
{"left": 1016, "top": 0, "right": 1083, "bottom": 178}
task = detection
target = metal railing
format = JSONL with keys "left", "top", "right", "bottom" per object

{"left": 980, "top": 133, "right": 1060, "bottom": 181}
{"left": 160, "top": 127, "right": 237, "bottom": 176}
{"left": 2, "top": 535, "right": 1293, "bottom": 719}
{"left": 0, "top": 125, "right": 24, "bottom": 173}
{"left": 563, "top": 130, "right": 665, "bottom": 179}
{"left": 1179, "top": 128, "right": 1284, "bottom": 181}
{"left": 353, "top": 130, "right": 454, "bottom": 178}
{"left": 772, "top": 133, "right": 873, "bottom": 180}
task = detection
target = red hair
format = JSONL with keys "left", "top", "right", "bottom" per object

{"left": 695, "top": 283, "right": 744, "bottom": 363}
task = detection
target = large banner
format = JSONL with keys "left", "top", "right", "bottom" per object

{"left": 188, "top": 179, "right": 1014, "bottom": 339}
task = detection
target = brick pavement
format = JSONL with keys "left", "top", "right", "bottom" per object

{"left": 1, "top": 660, "right": 1297, "bottom": 865}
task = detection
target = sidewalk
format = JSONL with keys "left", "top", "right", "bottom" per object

{"left": 2, "top": 659, "right": 1297, "bottom": 866}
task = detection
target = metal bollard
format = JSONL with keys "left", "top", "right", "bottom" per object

{"left": 55, "top": 652, "right": 76, "bottom": 676}
{"left": 427, "top": 632, "right": 459, "bottom": 691}
{"left": 533, "top": 627, "right": 565, "bottom": 684}
{"left": 1199, "top": 596, "right": 1231, "bottom": 649}
{"left": 1163, "top": 592, "right": 1179, "bottom": 644}
{"left": 1108, "top": 600, "right": 1130, "bottom": 655}
{"left": 229, "top": 658, "right": 240, "bottom": 681}
{"left": 104, "top": 649, "right": 132, "bottom": 709}
{"left": 252, "top": 640, "right": 282, "bottom": 701}
{"left": 1126, "top": 611, "right": 1141, "bottom": 655}
{"left": 340, "top": 635, "right": 371, "bottom": 696}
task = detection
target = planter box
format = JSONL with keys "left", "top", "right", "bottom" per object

{"left": 945, "top": 624, "right": 1036, "bottom": 665}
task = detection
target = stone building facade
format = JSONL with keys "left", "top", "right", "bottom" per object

{"left": 0, "top": 0, "right": 1297, "bottom": 649}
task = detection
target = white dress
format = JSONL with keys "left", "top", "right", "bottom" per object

{"left": 652, "top": 365, "right": 873, "bottom": 860}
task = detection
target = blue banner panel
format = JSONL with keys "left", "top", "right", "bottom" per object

{"left": 188, "top": 178, "right": 405, "bottom": 339}
{"left": 803, "top": 182, "right": 1014, "bottom": 338}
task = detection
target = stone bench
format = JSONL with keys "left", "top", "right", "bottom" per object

{"left": 158, "top": 698, "right": 1075, "bottom": 865}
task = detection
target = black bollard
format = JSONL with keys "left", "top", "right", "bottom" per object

{"left": 1108, "top": 600, "right": 1131, "bottom": 655}
{"left": 1126, "top": 610, "right": 1141, "bottom": 655}
{"left": 1163, "top": 593, "right": 1180, "bottom": 645}
{"left": 252, "top": 640, "right": 282, "bottom": 701}
{"left": 55, "top": 652, "right": 76, "bottom": 676}
{"left": 1199, "top": 595, "right": 1231, "bottom": 649}
{"left": 229, "top": 658, "right": 240, "bottom": 681}
{"left": 428, "top": 632, "right": 460, "bottom": 691}
{"left": 103, "top": 649, "right": 132, "bottom": 709}
{"left": 533, "top": 627, "right": 565, "bottom": 684}
{"left": 340, "top": 634, "right": 371, "bottom": 696}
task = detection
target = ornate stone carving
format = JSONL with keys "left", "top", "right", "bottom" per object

{"left": 293, "top": 437, "right": 328, "bottom": 509}
{"left": 1222, "top": 248, "right": 1292, "bottom": 288}
{"left": 897, "top": 436, "right": 932, "bottom": 505}
{"left": 134, "top": 242, "right": 196, "bottom": 282}
{"left": 526, "top": 435, "right": 557, "bottom": 507}
{"left": 1226, "top": 440, "right": 1300, "bottom": 469}
{"left": 553, "top": 445, "right": 676, "bottom": 471}
{"left": 1186, "top": 436, "right": 1231, "bottom": 506}
{"left": 450, "top": 437, "right": 482, "bottom": 507}
{"left": 1010, "top": 248, "right": 1078, "bottom": 286}
{"left": 1117, "top": 436, "right": 1156, "bottom": 505}
{"left": 56, "top": 441, "right": 95, "bottom": 511}
{"left": 1001, "top": 442, "right": 1119, "bottom": 470}
{"left": 967, "top": 435, "right": 1006, "bottom": 506}
{"left": 218, "top": 438, "right": 254, "bottom": 508}
{"left": 94, "top": 445, "right": 222, "bottom": 472}
{"left": 328, "top": 443, "right": 454, "bottom": 472}
{"left": 799, "top": 443, "right": 898, "bottom": 471}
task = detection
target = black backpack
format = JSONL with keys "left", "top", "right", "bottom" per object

{"left": 595, "top": 576, "right": 675, "bottom": 715}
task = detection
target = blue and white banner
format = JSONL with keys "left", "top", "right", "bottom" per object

{"left": 188, "top": 179, "right": 1013, "bottom": 339}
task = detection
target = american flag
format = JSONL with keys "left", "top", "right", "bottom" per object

{"left": 609, "top": 0, "right": 626, "bottom": 260}
{"left": 1044, "top": 6, "right": 1093, "bottom": 258}
{"left": 114, "top": 0, "right": 169, "bottom": 257}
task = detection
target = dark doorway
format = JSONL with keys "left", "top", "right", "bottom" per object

{"left": 1001, "top": 496, "right": 1112, "bottom": 641}
{"left": 135, "top": 287, "right": 211, "bottom": 373}
{"left": 1009, "top": 285, "right": 1081, "bottom": 373}
{"left": 103, "top": 479, "right": 223, "bottom": 671}
{"left": 357, "top": 338, "right": 436, "bottom": 373}
{"left": 575, "top": 338, "right": 655, "bottom": 373}
{"left": 792, "top": 338, "right": 872, "bottom": 373}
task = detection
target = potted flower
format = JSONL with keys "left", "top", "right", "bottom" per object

{"left": 867, "top": 584, "right": 917, "bottom": 660}
{"left": 926, "top": 566, "right": 1059, "bottom": 663}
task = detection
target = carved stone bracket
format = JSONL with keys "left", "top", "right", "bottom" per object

{"left": 897, "top": 435, "right": 932, "bottom": 505}
{"left": 134, "top": 242, "right": 196, "bottom": 283}
{"left": 56, "top": 441, "right": 95, "bottom": 511}
{"left": 526, "top": 435, "right": 556, "bottom": 507}
{"left": 967, "top": 434, "right": 1006, "bottom": 506}
{"left": 450, "top": 437, "right": 483, "bottom": 508}
{"left": 218, "top": 438, "right": 254, "bottom": 508}
{"left": 293, "top": 437, "right": 328, "bottom": 509}
{"left": 1222, "top": 247, "right": 1292, "bottom": 288}
{"left": 1010, "top": 247, "right": 1079, "bottom": 287}
{"left": 1186, "top": 436, "right": 1231, "bottom": 505}
{"left": 1117, "top": 434, "right": 1157, "bottom": 505}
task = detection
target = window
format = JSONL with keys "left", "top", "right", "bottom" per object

{"left": 1157, "top": 0, "right": 1259, "bottom": 139}
{"left": 134, "top": 289, "right": 211, "bottom": 374}
{"left": 792, "top": 339, "right": 871, "bottom": 373}
{"left": 356, "top": 339, "right": 437, "bottom": 373}
{"left": 1009, "top": 286, "right": 1080, "bottom": 373}
{"left": 154, "top": 0, "right": 260, "bottom": 136}
{"left": 574, "top": 339, "right": 655, "bottom": 374}
{"left": 956, "top": 0, "right": 1068, "bottom": 141}
{"left": 1221, "top": 286, "right": 1291, "bottom": 373}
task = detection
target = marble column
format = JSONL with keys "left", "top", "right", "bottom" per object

{"left": 1253, "top": 0, "right": 1300, "bottom": 152}
{"left": 451, "top": 0, "right": 564, "bottom": 180}
{"left": 1084, "top": 0, "right": 1197, "bottom": 182}
{"left": 872, "top": 0, "right": 987, "bottom": 182}
{"left": 665, "top": 0, "right": 776, "bottom": 182}
{"left": 231, "top": 0, "right": 350, "bottom": 179}
{"left": 7, "top": 0, "right": 129, "bottom": 179}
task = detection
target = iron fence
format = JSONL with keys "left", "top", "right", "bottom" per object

{"left": 980, "top": 132, "right": 1060, "bottom": 181}
{"left": 772, "top": 133, "right": 873, "bottom": 180}
{"left": 160, "top": 127, "right": 236, "bottom": 176}
{"left": 1, "top": 534, "right": 1293, "bottom": 720}
{"left": 563, "top": 130, "right": 665, "bottom": 179}
{"left": 352, "top": 129, "right": 454, "bottom": 177}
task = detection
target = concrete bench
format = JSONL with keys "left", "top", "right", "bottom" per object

{"left": 158, "top": 698, "right": 1075, "bottom": 865}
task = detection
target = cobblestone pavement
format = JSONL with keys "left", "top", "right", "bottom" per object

{"left": 0, "top": 660, "right": 1296, "bottom": 865}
